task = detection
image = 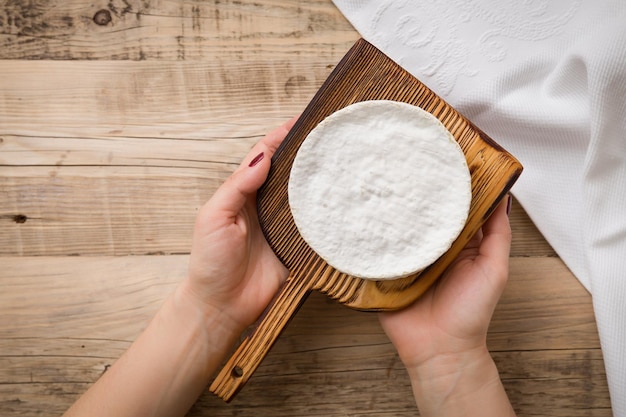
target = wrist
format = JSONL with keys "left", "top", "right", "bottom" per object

{"left": 406, "top": 347, "right": 514, "bottom": 417}
{"left": 172, "top": 280, "right": 245, "bottom": 344}
{"left": 74, "top": 281, "right": 248, "bottom": 417}
{"left": 407, "top": 344, "right": 492, "bottom": 389}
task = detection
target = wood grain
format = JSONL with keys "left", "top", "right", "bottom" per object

{"left": 0, "top": 0, "right": 358, "bottom": 61}
{"left": 0, "top": 0, "right": 609, "bottom": 415}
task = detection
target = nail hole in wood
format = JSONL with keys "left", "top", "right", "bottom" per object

{"left": 231, "top": 366, "right": 244, "bottom": 378}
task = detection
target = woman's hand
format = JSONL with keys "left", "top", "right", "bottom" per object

{"left": 380, "top": 196, "right": 511, "bottom": 366}
{"left": 380, "top": 197, "right": 516, "bottom": 417}
{"left": 183, "top": 117, "right": 297, "bottom": 332}
{"left": 63, "top": 118, "right": 299, "bottom": 417}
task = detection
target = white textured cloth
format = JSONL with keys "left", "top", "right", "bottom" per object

{"left": 332, "top": 0, "right": 626, "bottom": 414}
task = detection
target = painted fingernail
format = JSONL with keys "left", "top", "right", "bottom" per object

{"left": 249, "top": 152, "right": 264, "bottom": 167}
{"left": 506, "top": 194, "right": 513, "bottom": 216}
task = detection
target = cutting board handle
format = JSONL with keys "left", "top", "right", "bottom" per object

{"left": 209, "top": 270, "right": 313, "bottom": 401}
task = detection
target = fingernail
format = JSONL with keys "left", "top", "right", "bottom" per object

{"left": 506, "top": 194, "right": 513, "bottom": 216}
{"left": 249, "top": 152, "right": 264, "bottom": 167}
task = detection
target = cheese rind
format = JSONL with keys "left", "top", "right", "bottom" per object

{"left": 288, "top": 100, "right": 471, "bottom": 280}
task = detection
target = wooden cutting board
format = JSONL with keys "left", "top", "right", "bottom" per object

{"left": 209, "top": 38, "right": 523, "bottom": 401}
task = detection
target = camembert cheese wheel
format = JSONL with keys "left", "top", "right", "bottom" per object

{"left": 288, "top": 100, "right": 471, "bottom": 280}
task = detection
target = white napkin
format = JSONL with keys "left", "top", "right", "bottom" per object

{"left": 332, "top": 0, "right": 626, "bottom": 414}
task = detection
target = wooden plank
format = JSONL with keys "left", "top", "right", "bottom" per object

{"left": 0, "top": 256, "right": 607, "bottom": 416}
{"left": 1, "top": 170, "right": 208, "bottom": 256}
{"left": 0, "top": 256, "right": 184, "bottom": 340}
{"left": 0, "top": 60, "right": 329, "bottom": 137}
{"left": 0, "top": 0, "right": 359, "bottom": 61}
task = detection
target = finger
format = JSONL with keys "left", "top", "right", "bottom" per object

{"left": 252, "top": 115, "right": 299, "bottom": 160}
{"left": 234, "top": 115, "right": 299, "bottom": 171}
{"left": 232, "top": 115, "right": 299, "bottom": 178}
{"left": 465, "top": 227, "right": 483, "bottom": 250}
{"left": 206, "top": 117, "right": 297, "bottom": 219}
{"left": 479, "top": 195, "right": 512, "bottom": 261}
{"left": 474, "top": 195, "right": 512, "bottom": 289}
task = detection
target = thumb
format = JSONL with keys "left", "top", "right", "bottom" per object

{"left": 205, "top": 150, "right": 270, "bottom": 219}
{"left": 202, "top": 116, "right": 297, "bottom": 221}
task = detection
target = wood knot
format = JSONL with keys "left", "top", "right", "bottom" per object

{"left": 284, "top": 75, "right": 308, "bottom": 98}
{"left": 13, "top": 214, "right": 28, "bottom": 224}
{"left": 93, "top": 9, "right": 112, "bottom": 26}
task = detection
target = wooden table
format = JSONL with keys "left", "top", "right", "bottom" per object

{"left": 0, "top": 1, "right": 611, "bottom": 416}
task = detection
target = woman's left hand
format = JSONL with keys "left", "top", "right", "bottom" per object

{"left": 184, "top": 117, "right": 297, "bottom": 332}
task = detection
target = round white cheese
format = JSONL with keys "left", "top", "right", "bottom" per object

{"left": 288, "top": 100, "right": 471, "bottom": 280}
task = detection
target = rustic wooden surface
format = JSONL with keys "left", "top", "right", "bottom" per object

{"left": 0, "top": 1, "right": 610, "bottom": 416}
